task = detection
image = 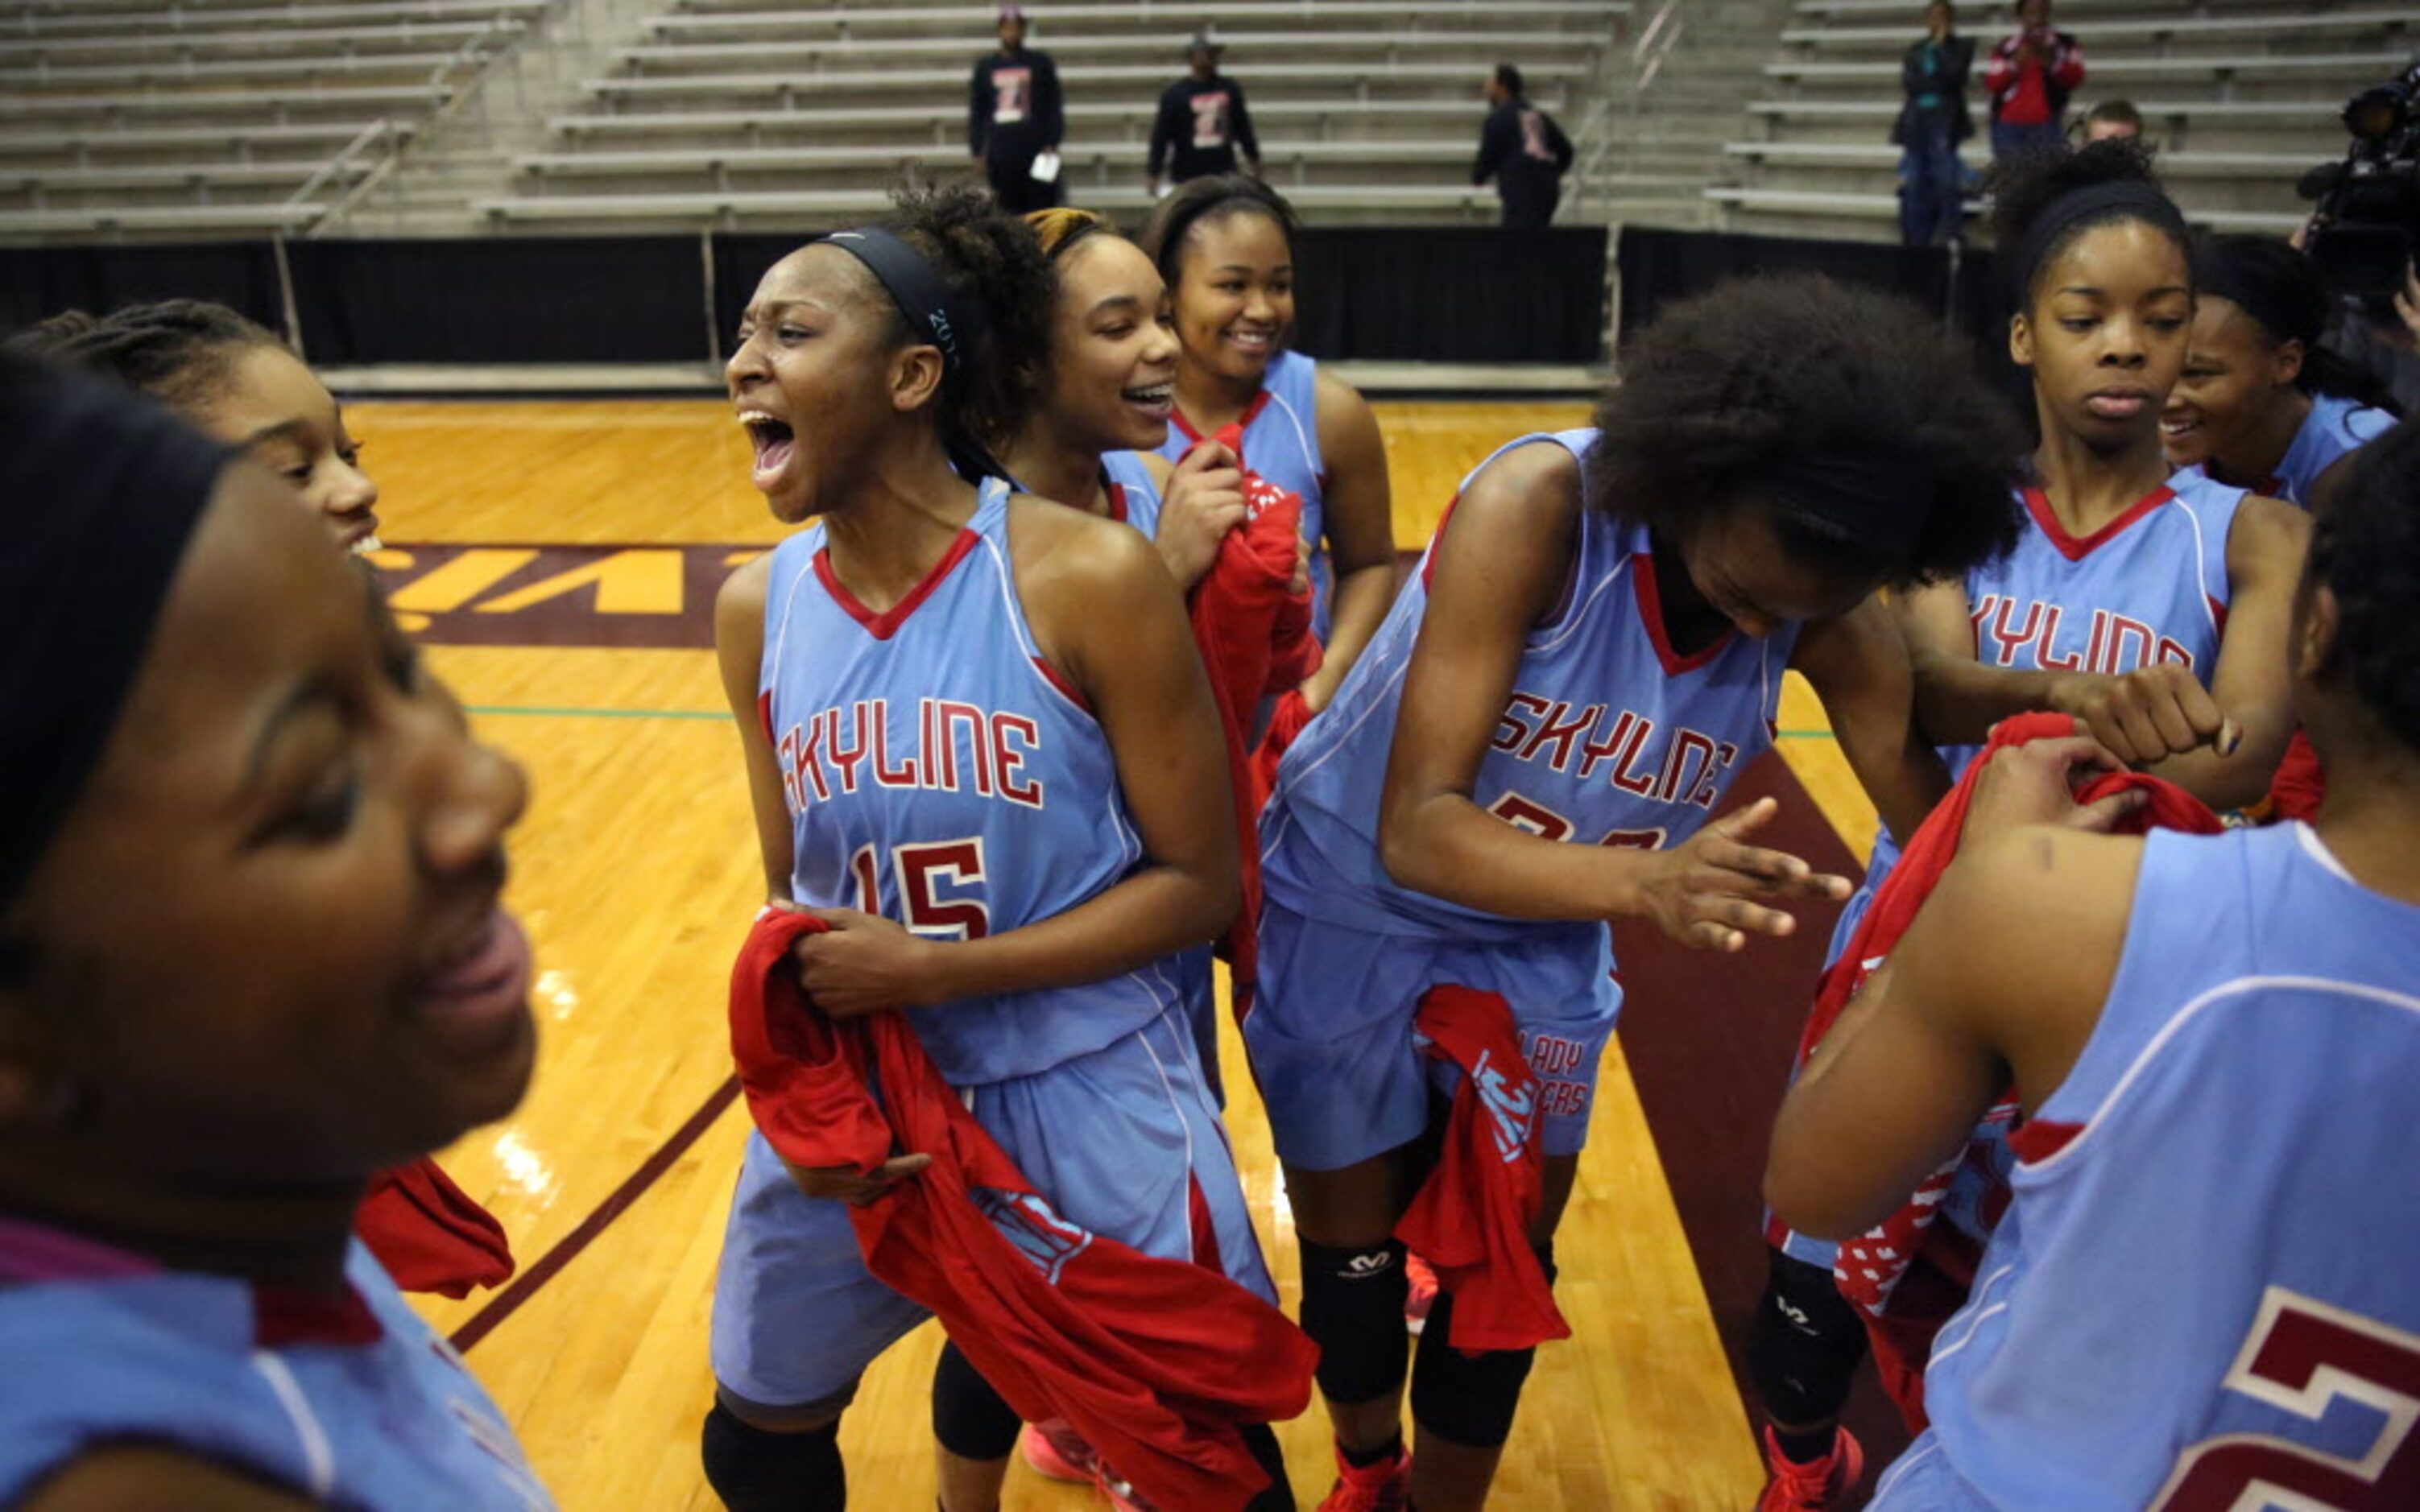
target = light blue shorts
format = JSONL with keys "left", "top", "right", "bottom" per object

{"left": 1243, "top": 896, "right": 1622, "bottom": 1173}
{"left": 709, "top": 1008, "right": 1272, "bottom": 1411}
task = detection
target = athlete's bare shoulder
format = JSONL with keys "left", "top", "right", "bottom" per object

{"left": 1003, "top": 491, "right": 1169, "bottom": 603}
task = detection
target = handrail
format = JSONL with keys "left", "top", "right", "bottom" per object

{"left": 286, "top": 115, "right": 395, "bottom": 222}
{"left": 1574, "top": 0, "right": 1682, "bottom": 207}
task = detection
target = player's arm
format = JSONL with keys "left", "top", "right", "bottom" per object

{"left": 1304, "top": 370, "right": 1400, "bottom": 710}
{"left": 2141, "top": 496, "right": 2306, "bottom": 811}
{"left": 716, "top": 554, "right": 796, "bottom": 902}
{"left": 1902, "top": 576, "right": 2238, "bottom": 776}
{"left": 1036, "top": 52, "right": 1063, "bottom": 147}
{"left": 1472, "top": 107, "right": 1508, "bottom": 184}
{"left": 23, "top": 1446, "right": 321, "bottom": 1510}
{"left": 1375, "top": 443, "right": 1847, "bottom": 948}
{"left": 1768, "top": 781, "right": 2138, "bottom": 1239}
{"left": 1791, "top": 593, "right": 1952, "bottom": 849}
{"left": 1231, "top": 80, "right": 1260, "bottom": 169}
{"left": 790, "top": 510, "right": 1238, "bottom": 1017}
{"left": 1148, "top": 85, "right": 1177, "bottom": 181}
{"left": 966, "top": 61, "right": 988, "bottom": 159}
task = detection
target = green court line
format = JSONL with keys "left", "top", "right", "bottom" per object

{"left": 464, "top": 703, "right": 1840, "bottom": 739}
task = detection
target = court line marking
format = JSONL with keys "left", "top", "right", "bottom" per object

{"left": 463, "top": 704, "right": 1843, "bottom": 737}
{"left": 449, "top": 1076, "right": 743, "bottom": 1355}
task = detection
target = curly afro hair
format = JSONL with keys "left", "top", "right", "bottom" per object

{"left": 1589, "top": 274, "right": 2025, "bottom": 590}
{"left": 3, "top": 299, "right": 280, "bottom": 414}
{"left": 878, "top": 178, "right": 1056, "bottom": 453}
{"left": 1987, "top": 137, "right": 2186, "bottom": 311}
{"left": 2305, "top": 423, "right": 2420, "bottom": 756}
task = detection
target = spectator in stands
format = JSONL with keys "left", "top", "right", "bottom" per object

{"left": 1149, "top": 29, "right": 1260, "bottom": 198}
{"left": 1892, "top": 0, "right": 1975, "bottom": 246}
{"left": 968, "top": 4, "right": 1063, "bottom": 213}
{"left": 1983, "top": 0, "right": 2084, "bottom": 159}
{"left": 1472, "top": 63, "right": 1574, "bottom": 230}
{"left": 2083, "top": 97, "right": 2144, "bottom": 142}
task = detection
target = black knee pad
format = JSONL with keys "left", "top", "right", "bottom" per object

{"left": 701, "top": 1400, "right": 846, "bottom": 1512}
{"left": 1239, "top": 1421, "right": 1296, "bottom": 1512}
{"left": 1747, "top": 1250, "right": 1869, "bottom": 1427}
{"left": 930, "top": 1341, "right": 1024, "bottom": 1463}
{"left": 1405, "top": 1244, "right": 1553, "bottom": 1449}
{"left": 1299, "top": 1237, "right": 1413, "bottom": 1406}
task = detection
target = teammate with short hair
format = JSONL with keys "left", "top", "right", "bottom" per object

{"left": 966, "top": 5, "right": 1062, "bottom": 214}
{"left": 2163, "top": 233, "right": 2400, "bottom": 506}
{"left": 1768, "top": 419, "right": 2420, "bottom": 1512}
{"left": 8, "top": 299, "right": 382, "bottom": 552}
{"left": 1140, "top": 176, "right": 1396, "bottom": 704}
{"left": 1252, "top": 274, "right": 2029, "bottom": 1512}
{"left": 1750, "top": 143, "right": 2309, "bottom": 1509}
{"left": 0, "top": 359, "right": 546, "bottom": 1509}
{"left": 705, "top": 184, "right": 1289, "bottom": 1512}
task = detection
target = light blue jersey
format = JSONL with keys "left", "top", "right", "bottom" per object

{"left": 0, "top": 1230, "right": 547, "bottom": 1510}
{"left": 1875, "top": 824, "right": 2420, "bottom": 1511}
{"left": 1101, "top": 448, "right": 1165, "bottom": 539}
{"left": 1780, "top": 473, "right": 2248, "bottom": 1270}
{"left": 1249, "top": 429, "right": 1797, "bottom": 1170}
{"left": 1160, "top": 349, "right": 1331, "bottom": 637}
{"left": 758, "top": 476, "right": 1186, "bottom": 1086}
{"left": 2184, "top": 392, "right": 2397, "bottom": 508}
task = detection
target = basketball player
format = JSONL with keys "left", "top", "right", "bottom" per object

{"left": 1140, "top": 176, "right": 1396, "bottom": 699}
{"left": 7, "top": 300, "right": 382, "bottom": 552}
{"left": 1250, "top": 275, "right": 2028, "bottom": 1512}
{"left": 1768, "top": 419, "right": 2420, "bottom": 1511}
{"left": 705, "top": 185, "right": 1292, "bottom": 1512}
{"left": 0, "top": 359, "right": 546, "bottom": 1508}
{"left": 1750, "top": 143, "right": 2310, "bottom": 1510}
{"left": 2162, "top": 234, "right": 2400, "bottom": 506}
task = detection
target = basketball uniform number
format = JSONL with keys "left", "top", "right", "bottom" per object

{"left": 1485, "top": 791, "right": 1668, "bottom": 851}
{"left": 847, "top": 840, "right": 992, "bottom": 940}
{"left": 2152, "top": 1287, "right": 2420, "bottom": 1510}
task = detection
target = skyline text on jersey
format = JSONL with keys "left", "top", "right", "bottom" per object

{"left": 776, "top": 697, "right": 1045, "bottom": 814}
{"left": 1489, "top": 693, "right": 1744, "bottom": 812}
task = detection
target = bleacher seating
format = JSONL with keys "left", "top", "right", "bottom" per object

{"left": 0, "top": 0, "right": 544, "bottom": 240}
{"left": 473, "top": 1, "right": 1628, "bottom": 230}
{"left": 1713, "top": 2, "right": 2414, "bottom": 239}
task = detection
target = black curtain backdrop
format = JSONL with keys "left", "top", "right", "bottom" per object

{"left": 1617, "top": 225, "right": 1956, "bottom": 338}
{"left": 1293, "top": 226, "right": 1609, "bottom": 364}
{"left": 0, "top": 241, "right": 285, "bottom": 336}
{"left": 282, "top": 236, "right": 707, "bottom": 365}
{"left": 2, "top": 227, "right": 1611, "bottom": 367}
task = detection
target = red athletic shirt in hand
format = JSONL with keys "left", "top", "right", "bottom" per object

{"left": 727, "top": 908, "right": 1317, "bottom": 1512}
{"left": 354, "top": 1159, "right": 514, "bottom": 1300}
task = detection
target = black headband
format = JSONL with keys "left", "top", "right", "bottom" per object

{"left": 0, "top": 358, "right": 233, "bottom": 907}
{"left": 1757, "top": 447, "right": 1934, "bottom": 553}
{"left": 2013, "top": 181, "right": 2187, "bottom": 305}
{"left": 2193, "top": 238, "right": 2324, "bottom": 349}
{"left": 821, "top": 225, "right": 988, "bottom": 400}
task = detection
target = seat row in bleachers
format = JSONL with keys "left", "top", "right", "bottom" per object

{"left": 1711, "top": 0, "right": 2414, "bottom": 240}
{"left": 469, "top": 1, "right": 1629, "bottom": 232}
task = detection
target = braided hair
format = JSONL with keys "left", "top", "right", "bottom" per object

{"left": 5, "top": 300, "right": 280, "bottom": 413}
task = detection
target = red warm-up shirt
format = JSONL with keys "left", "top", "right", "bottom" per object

{"left": 1796, "top": 713, "right": 2222, "bottom": 1428}
{"left": 354, "top": 1159, "right": 514, "bottom": 1299}
{"left": 1394, "top": 985, "right": 1570, "bottom": 1354}
{"left": 726, "top": 908, "right": 1317, "bottom": 1512}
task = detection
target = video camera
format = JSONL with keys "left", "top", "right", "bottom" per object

{"left": 2300, "top": 60, "right": 2420, "bottom": 312}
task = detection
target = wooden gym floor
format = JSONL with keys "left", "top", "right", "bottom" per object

{"left": 358, "top": 398, "right": 1890, "bottom": 1510}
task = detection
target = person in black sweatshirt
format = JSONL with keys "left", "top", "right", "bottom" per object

{"left": 968, "top": 5, "right": 1063, "bottom": 213}
{"left": 1471, "top": 64, "right": 1573, "bottom": 229}
{"left": 1148, "top": 30, "right": 1260, "bottom": 197}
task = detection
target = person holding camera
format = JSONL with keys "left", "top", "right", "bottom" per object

{"left": 1893, "top": 0, "right": 1975, "bottom": 246}
{"left": 1983, "top": 0, "right": 2085, "bottom": 159}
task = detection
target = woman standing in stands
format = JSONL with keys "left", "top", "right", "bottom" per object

{"left": 1251, "top": 275, "right": 2027, "bottom": 1512}
{"left": 1983, "top": 0, "right": 2084, "bottom": 159}
{"left": 9, "top": 300, "right": 381, "bottom": 552}
{"left": 1141, "top": 175, "right": 1398, "bottom": 726}
{"left": 2163, "top": 233, "right": 2401, "bottom": 506}
{"left": 1768, "top": 423, "right": 2420, "bottom": 1512}
{"left": 705, "top": 185, "right": 1296, "bottom": 1512}
{"left": 1893, "top": 0, "right": 1974, "bottom": 247}
{"left": 1749, "top": 144, "right": 2310, "bottom": 1511}
{"left": 0, "top": 359, "right": 546, "bottom": 1509}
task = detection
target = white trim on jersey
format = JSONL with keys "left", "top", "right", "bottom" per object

{"left": 763, "top": 528, "right": 818, "bottom": 696}
{"left": 1531, "top": 548, "right": 1628, "bottom": 655}
{"left": 2294, "top": 823, "right": 2359, "bottom": 886}
{"left": 1260, "top": 388, "right": 1321, "bottom": 494}
{"left": 2028, "top": 974, "right": 2420, "bottom": 1179}
{"left": 1925, "top": 1260, "right": 2019, "bottom": 1371}
{"left": 249, "top": 1351, "right": 337, "bottom": 1498}
{"left": 2169, "top": 492, "right": 2225, "bottom": 641}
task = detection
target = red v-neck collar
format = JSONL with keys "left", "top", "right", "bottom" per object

{"left": 1102, "top": 481, "right": 1129, "bottom": 524}
{"left": 1169, "top": 387, "right": 1273, "bottom": 452}
{"left": 813, "top": 530, "right": 982, "bottom": 641}
{"left": 1632, "top": 551, "right": 1731, "bottom": 675}
{"left": 2025, "top": 482, "right": 2176, "bottom": 561}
